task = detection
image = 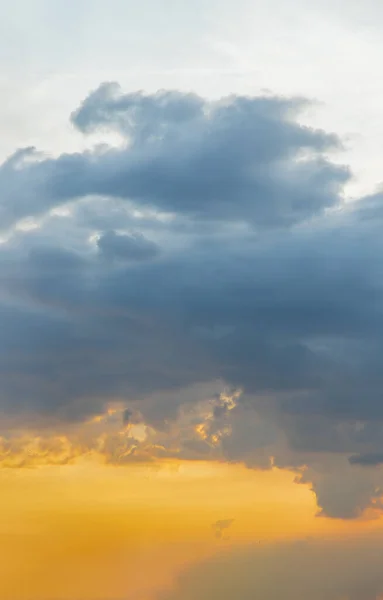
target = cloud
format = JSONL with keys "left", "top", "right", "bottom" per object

{"left": 212, "top": 519, "right": 235, "bottom": 539}
{"left": 70, "top": 83, "right": 206, "bottom": 137}
{"left": 349, "top": 452, "right": 383, "bottom": 466}
{"left": 3, "top": 83, "right": 383, "bottom": 517}
{"left": 0, "top": 83, "right": 347, "bottom": 230}
{"left": 123, "top": 408, "right": 133, "bottom": 425}
{"left": 160, "top": 536, "right": 383, "bottom": 600}
{"left": 97, "top": 230, "right": 160, "bottom": 261}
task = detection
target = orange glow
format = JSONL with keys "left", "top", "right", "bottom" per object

{"left": 1, "top": 458, "right": 382, "bottom": 599}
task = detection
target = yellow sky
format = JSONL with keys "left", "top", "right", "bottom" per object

{"left": 1, "top": 458, "right": 381, "bottom": 600}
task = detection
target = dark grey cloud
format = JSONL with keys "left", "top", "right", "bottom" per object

{"left": 349, "top": 452, "right": 383, "bottom": 466}
{"left": 71, "top": 83, "right": 205, "bottom": 137}
{"left": 122, "top": 408, "right": 133, "bottom": 425}
{"left": 296, "top": 460, "right": 383, "bottom": 519}
{"left": 97, "top": 230, "right": 159, "bottom": 261}
{"left": 0, "top": 83, "right": 347, "bottom": 230}
{"left": 2, "top": 84, "right": 383, "bottom": 517}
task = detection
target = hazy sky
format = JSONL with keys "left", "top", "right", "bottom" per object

{"left": 3, "top": 1, "right": 383, "bottom": 599}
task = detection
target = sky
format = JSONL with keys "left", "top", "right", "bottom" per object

{"left": 3, "top": 1, "right": 383, "bottom": 599}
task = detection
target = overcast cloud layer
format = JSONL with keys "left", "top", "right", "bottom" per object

{"left": 3, "top": 84, "right": 383, "bottom": 518}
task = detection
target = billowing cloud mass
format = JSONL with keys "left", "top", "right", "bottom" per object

{"left": 3, "top": 82, "right": 383, "bottom": 518}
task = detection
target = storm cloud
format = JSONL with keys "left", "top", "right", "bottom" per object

{"left": 2, "top": 84, "right": 383, "bottom": 517}
{"left": 0, "top": 83, "right": 347, "bottom": 229}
